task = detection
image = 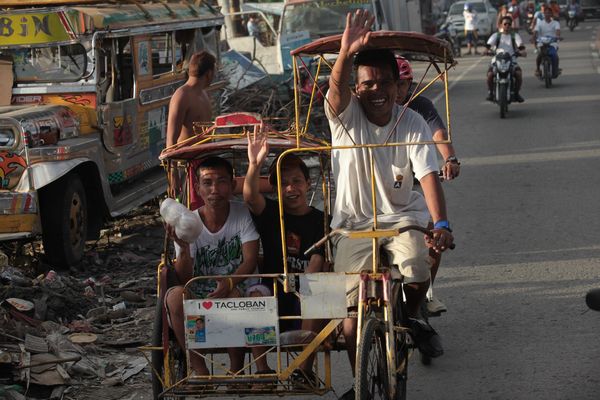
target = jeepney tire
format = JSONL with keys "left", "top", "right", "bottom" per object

{"left": 40, "top": 173, "right": 88, "bottom": 269}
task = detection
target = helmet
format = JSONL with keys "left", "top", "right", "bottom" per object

{"left": 395, "top": 56, "right": 413, "bottom": 80}
{"left": 464, "top": 2, "right": 471, "bottom": 11}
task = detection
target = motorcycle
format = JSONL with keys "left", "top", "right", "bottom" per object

{"left": 537, "top": 36, "right": 560, "bottom": 88}
{"left": 435, "top": 21, "right": 461, "bottom": 58}
{"left": 490, "top": 50, "right": 516, "bottom": 119}
{"left": 567, "top": 8, "right": 578, "bottom": 31}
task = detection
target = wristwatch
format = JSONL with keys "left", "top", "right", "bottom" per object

{"left": 445, "top": 155, "right": 460, "bottom": 165}
{"left": 433, "top": 220, "right": 452, "bottom": 232}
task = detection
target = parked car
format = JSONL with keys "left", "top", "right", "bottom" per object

{"left": 581, "top": 0, "right": 600, "bottom": 19}
{"left": 445, "top": 0, "right": 498, "bottom": 42}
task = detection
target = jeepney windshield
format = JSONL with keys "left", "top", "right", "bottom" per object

{"left": 1, "top": 43, "right": 87, "bottom": 83}
{"left": 281, "top": 0, "right": 374, "bottom": 37}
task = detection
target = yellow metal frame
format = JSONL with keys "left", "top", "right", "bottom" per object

{"left": 153, "top": 37, "right": 455, "bottom": 398}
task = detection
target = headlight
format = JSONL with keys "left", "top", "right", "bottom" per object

{"left": 497, "top": 60, "right": 511, "bottom": 73}
{"left": 0, "top": 127, "right": 16, "bottom": 148}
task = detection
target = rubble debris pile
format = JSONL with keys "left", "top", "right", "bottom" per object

{"left": 0, "top": 204, "right": 164, "bottom": 400}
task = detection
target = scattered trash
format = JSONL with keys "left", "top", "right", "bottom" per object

{"left": 24, "top": 334, "right": 48, "bottom": 354}
{"left": 0, "top": 250, "right": 9, "bottom": 267}
{"left": 68, "top": 333, "right": 97, "bottom": 344}
{"left": 121, "top": 356, "right": 148, "bottom": 382}
{"left": 0, "top": 266, "right": 31, "bottom": 287}
{"left": 5, "top": 298, "right": 34, "bottom": 312}
{"left": 0, "top": 203, "right": 161, "bottom": 399}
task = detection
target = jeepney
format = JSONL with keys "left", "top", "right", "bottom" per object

{"left": 0, "top": 0, "right": 224, "bottom": 267}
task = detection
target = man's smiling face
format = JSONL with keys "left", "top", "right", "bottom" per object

{"left": 355, "top": 63, "right": 399, "bottom": 126}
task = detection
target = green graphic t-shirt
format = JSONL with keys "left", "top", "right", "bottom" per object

{"left": 175, "top": 202, "right": 259, "bottom": 297}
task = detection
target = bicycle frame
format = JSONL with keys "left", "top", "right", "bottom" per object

{"left": 289, "top": 31, "right": 456, "bottom": 399}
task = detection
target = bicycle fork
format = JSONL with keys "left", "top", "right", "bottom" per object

{"left": 357, "top": 271, "right": 399, "bottom": 398}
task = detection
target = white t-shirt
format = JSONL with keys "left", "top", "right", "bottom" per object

{"left": 535, "top": 19, "right": 560, "bottom": 39}
{"left": 463, "top": 10, "right": 478, "bottom": 31}
{"left": 325, "top": 95, "right": 438, "bottom": 229}
{"left": 175, "top": 201, "right": 259, "bottom": 296}
{"left": 487, "top": 32, "right": 524, "bottom": 56}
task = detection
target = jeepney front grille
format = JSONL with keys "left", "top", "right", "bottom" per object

{"left": 0, "top": 192, "right": 37, "bottom": 215}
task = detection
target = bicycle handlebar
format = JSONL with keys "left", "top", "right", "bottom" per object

{"left": 304, "top": 224, "right": 455, "bottom": 257}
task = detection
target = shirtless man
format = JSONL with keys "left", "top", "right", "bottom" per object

{"left": 166, "top": 51, "right": 216, "bottom": 147}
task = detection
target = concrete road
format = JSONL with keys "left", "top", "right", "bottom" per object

{"left": 407, "top": 20, "right": 600, "bottom": 400}
{"left": 215, "top": 21, "right": 600, "bottom": 400}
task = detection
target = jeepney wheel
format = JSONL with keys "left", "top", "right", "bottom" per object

{"left": 40, "top": 173, "right": 87, "bottom": 269}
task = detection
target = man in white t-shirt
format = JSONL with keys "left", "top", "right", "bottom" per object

{"left": 325, "top": 10, "right": 454, "bottom": 399}
{"left": 533, "top": 6, "right": 561, "bottom": 78}
{"left": 485, "top": 15, "right": 527, "bottom": 102}
{"left": 165, "top": 156, "right": 259, "bottom": 376}
{"left": 463, "top": 2, "right": 479, "bottom": 55}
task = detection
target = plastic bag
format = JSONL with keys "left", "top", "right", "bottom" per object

{"left": 160, "top": 198, "right": 202, "bottom": 243}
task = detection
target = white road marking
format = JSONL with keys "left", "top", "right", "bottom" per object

{"left": 478, "top": 93, "right": 600, "bottom": 106}
{"left": 462, "top": 147, "right": 600, "bottom": 166}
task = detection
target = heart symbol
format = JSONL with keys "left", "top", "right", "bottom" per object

{"left": 202, "top": 301, "right": 213, "bottom": 310}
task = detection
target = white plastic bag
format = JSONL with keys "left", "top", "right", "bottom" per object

{"left": 160, "top": 198, "right": 202, "bottom": 243}
{"left": 175, "top": 211, "right": 203, "bottom": 243}
{"left": 160, "top": 198, "right": 186, "bottom": 226}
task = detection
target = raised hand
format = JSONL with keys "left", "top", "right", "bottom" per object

{"left": 247, "top": 124, "right": 269, "bottom": 167}
{"left": 340, "top": 9, "right": 375, "bottom": 55}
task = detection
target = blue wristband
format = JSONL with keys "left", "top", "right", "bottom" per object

{"left": 433, "top": 220, "right": 452, "bottom": 232}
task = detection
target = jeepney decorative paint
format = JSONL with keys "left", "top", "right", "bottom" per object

{"left": 0, "top": 12, "right": 73, "bottom": 46}
{"left": 12, "top": 94, "right": 97, "bottom": 135}
{"left": 145, "top": 106, "right": 167, "bottom": 158}
{"left": 113, "top": 115, "right": 133, "bottom": 147}
{"left": 0, "top": 1, "right": 224, "bottom": 241}
{"left": 0, "top": 151, "right": 27, "bottom": 190}
{"left": 137, "top": 40, "right": 150, "bottom": 77}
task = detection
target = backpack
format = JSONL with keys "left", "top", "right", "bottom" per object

{"left": 496, "top": 31, "right": 518, "bottom": 53}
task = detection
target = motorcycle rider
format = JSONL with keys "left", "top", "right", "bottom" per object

{"left": 566, "top": 0, "right": 582, "bottom": 27}
{"left": 485, "top": 15, "right": 527, "bottom": 103}
{"left": 508, "top": 0, "right": 520, "bottom": 30}
{"left": 530, "top": 3, "right": 546, "bottom": 33}
{"left": 533, "top": 6, "right": 561, "bottom": 79}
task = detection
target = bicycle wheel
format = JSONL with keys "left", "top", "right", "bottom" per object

{"left": 151, "top": 302, "right": 164, "bottom": 398}
{"left": 391, "top": 283, "right": 409, "bottom": 400}
{"left": 356, "top": 317, "right": 390, "bottom": 400}
{"left": 151, "top": 301, "right": 186, "bottom": 400}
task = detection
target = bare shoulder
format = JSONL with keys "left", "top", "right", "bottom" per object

{"left": 170, "top": 85, "right": 193, "bottom": 107}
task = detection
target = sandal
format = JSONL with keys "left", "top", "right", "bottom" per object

{"left": 290, "top": 368, "right": 318, "bottom": 389}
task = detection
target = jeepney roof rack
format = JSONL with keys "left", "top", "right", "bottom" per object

{"left": 0, "top": 0, "right": 219, "bottom": 11}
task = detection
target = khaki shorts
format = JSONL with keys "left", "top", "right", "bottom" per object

{"left": 333, "top": 222, "right": 434, "bottom": 306}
